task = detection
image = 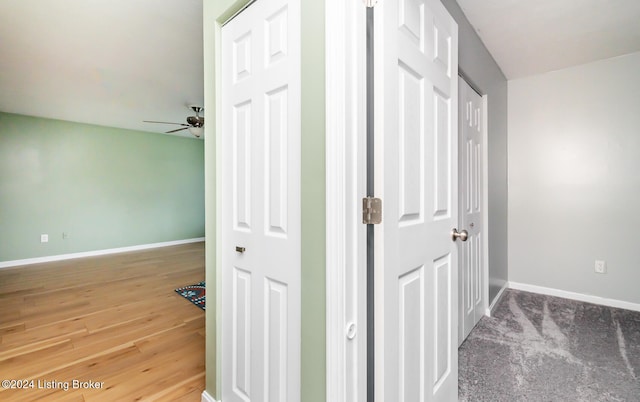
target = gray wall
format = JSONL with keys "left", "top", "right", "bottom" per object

{"left": 441, "top": 0, "right": 509, "bottom": 303}
{"left": 508, "top": 52, "right": 640, "bottom": 305}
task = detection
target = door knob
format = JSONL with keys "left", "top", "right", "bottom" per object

{"left": 451, "top": 228, "right": 468, "bottom": 242}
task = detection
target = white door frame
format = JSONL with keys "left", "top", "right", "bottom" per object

{"left": 325, "top": 0, "right": 367, "bottom": 401}
{"left": 324, "top": 2, "right": 492, "bottom": 400}
{"left": 481, "top": 94, "right": 489, "bottom": 317}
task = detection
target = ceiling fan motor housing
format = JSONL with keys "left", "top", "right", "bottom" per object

{"left": 187, "top": 105, "right": 204, "bottom": 128}
{"left": 187, "top": 115, "right": 204, "bottom": 127}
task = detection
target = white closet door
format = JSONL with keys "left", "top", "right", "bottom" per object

{"left": 221, "top": 0, "right": 301, "bottom": 400}
{"left": 458, "top": 77, "right": 485, "bottom": 345}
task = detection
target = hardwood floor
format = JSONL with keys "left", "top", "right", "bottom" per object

{"left": 0, "top": 242, "right": 206, "bottom": 401}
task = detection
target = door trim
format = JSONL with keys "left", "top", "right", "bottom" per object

{"left": 481, "top": 94, "right": 490, "bottom": 317}
{"left": 325, "top": 0, "right": 367, "bottom": 401}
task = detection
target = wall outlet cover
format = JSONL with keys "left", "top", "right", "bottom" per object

{"left": 40, "top": 234, "right": 49, "bottom": 243}
{"left": 595, "top": 260, "right": 607, "bottom": 274}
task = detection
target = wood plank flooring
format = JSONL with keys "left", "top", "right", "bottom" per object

{"left": 0, "top": 242, "right": 206, "bottom": 401}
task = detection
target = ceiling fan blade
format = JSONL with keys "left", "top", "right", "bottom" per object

{"left": 143, "top": 120, "right": 189, "bottom": 126}
{"left": 166, "top": 127, "right": 189, "bottom": 134}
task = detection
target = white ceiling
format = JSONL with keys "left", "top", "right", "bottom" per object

{"left": 0, "top": 0, "right": 203, "bottom": 138}
{"left": 456, "top": 0, "right": 640, "bottom": 79}
{"left": 2, "top": 1, "right": 639, "bottom": 135}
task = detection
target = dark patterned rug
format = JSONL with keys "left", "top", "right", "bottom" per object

{"left": 174, "top": 281, "right": 205, "bottom": 310}
{"left": 459, "top": 289, "right": 640, "bottom": 401}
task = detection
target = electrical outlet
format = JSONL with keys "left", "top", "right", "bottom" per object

{"left": 40, "top": 234, "right": 49, "bottom": 243}
{"left": 595, "top": 260, "right": 607, "bottom": 274}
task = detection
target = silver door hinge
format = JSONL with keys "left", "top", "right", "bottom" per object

{"left": 363, "top": 0, "right": 378, "bottom": 7}
{"left": 362, "top": 197, "right": 382, "bottom": 224}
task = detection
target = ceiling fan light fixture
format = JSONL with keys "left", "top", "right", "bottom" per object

{"left": 188, "top": 126, "right": 204, "bottom": 138}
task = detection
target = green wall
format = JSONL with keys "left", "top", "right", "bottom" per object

{"left": 0, "top": 112, "right": 205, "bottom": 262}
{"left": 299, "top": 0, "right": 326, "bottom": 400}
{"left": 203, "top": 0, "right": 326, "bottom": 400}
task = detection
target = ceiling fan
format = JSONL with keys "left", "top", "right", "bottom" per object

{"left": 144, "top": 105, "right": 204, "bottom": 137}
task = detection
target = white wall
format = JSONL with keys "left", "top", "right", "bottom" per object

{"left": 508, "top": 51, "right": 640, "bottom": 304}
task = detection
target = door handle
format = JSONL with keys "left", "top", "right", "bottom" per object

{"left": 235, "top": 246, "right": 246, "bottom": 253}
{"left": 451, "top": 228, "right": 468, "bottom": 242}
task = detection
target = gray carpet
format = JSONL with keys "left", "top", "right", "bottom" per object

{"left": 459, "top": 289, "right": 640, "bottom": 401}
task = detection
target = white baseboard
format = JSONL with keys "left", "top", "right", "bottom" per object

{"left": 485, "top": 281, "right": 509, "bottom": 317}
{"left": 509, "top": 281, "right": 640, "bottom": 313}
{"left": 0, "top": 237, "right": 205, "bottom": 269}
{"left": 201, "top": 390, "right": 218, "bottom": 402}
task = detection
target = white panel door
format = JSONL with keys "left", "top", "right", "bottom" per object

{"left": 458, "top": 77, "right": 484, "bottom": 345}
{"left": 374, "top": 0, "right": 458, "bottom": 401}
{"left": 221, "top": 0, "right": 300, "bottom": 400}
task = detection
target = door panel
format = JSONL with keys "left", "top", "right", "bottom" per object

{"left": 458, "top": 77, "right": 484, "bottom": 345}
{"left": 399, "top": 266, "right": 424, "bottom": 402}
{"left": 433, "top": 91, "right": 451, "bottom": 218}
{"left": 264, "top": 278, "right": 288, "bottom": 401}
{"left": 433, "top": 255, "right": 451, "bottom": 387}
{"left": 233, "top": 267, "right": 252, "bottom": 399}
{"left": 374, "top": 0, "right": 458, "bottom": 401}
{"left": 265, "top": 86, "right": 289, "bottom": 236}
{"left": 233, "top": 101, "right": 253, "bottom": 231}
{"left": 222, "top": 0, "right": 300, "bottom": 400}
{"left": 398, "top": 62, "right": 424, "bottom": 224}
